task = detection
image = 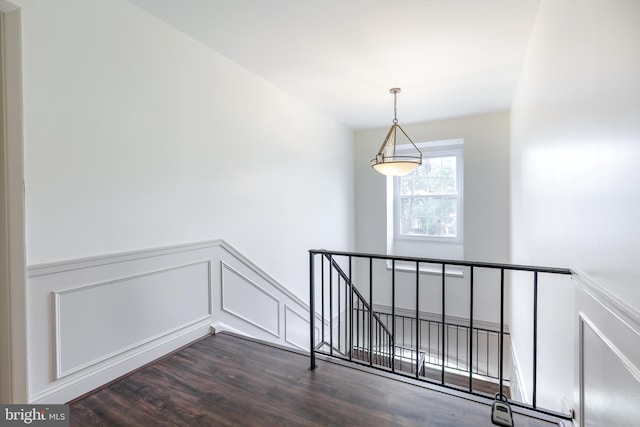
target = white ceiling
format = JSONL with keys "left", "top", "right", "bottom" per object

{"left": 130, "top": 0, "right": 541, "bottom": 130}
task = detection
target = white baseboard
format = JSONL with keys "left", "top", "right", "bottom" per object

{"left": 509, "top": 342, "right": 529, "bottom": 404}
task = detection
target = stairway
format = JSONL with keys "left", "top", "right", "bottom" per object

{"left": 350, "top": 343, "right": 510, "bottom": 398}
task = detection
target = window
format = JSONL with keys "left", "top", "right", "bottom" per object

{"left": 393, "top": 145, "right": 463, "bottom": 242}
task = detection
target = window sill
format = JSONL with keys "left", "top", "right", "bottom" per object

{"left": 394, "top": 236, "right": 463, "bottom": 245}
{"left": 385, "top": 260, "right": 465, "bottom": 278}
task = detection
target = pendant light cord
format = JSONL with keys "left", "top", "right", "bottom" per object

{"left": 393, "top": 91, "right": 398, "bottom": 124}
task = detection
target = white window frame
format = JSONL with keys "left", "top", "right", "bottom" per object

{"left": 392, "top": 143, "right": 464, "bottom": 244}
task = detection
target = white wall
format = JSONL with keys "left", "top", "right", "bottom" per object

{"left": 510, "top": 0, "right": 640, "bottom": 421}
{"left": 13, "top": 0, "right": 355, "bottom": 403}
{"left": 354, "top": 112, "right": 511, "bottom": 324}
{"left": 15, "top": 0, "right": 354, "bottom": 301}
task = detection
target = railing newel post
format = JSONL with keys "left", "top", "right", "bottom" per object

{"left": 338, "top": 274, "right": 341, "bottom": 353}
{"left": 321, "top": 254, "right": 325, "bottom": 352}
{"left": 533, "top": 271, "right": 539, "bottom": 409}
{"left": 499, "top": 268, "right": 505, "bottom": 398}
{"left": 392, "top": 259, "right": 396, "bottom": 374}
{"left": 309, "top": 251, "right": 316, "bottom": 370}
{"left": 349, "top": 256, "right": 353, "bottom": 362}
{"left": 329, "top": 254, "right": 333, "bottom": 356}
{"left": 369, "top": 257, "right": 373, "bottom": 367}
{"left": 468, "top": 265, "right": 474, "bottom": 392}
{"left": 415, "top": 261, "right": 420, "bottom": 379}
{"left": 441, "top": 263, "right": 446, "bottom": 385}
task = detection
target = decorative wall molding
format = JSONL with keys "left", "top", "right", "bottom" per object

{"left": 578, "top": 313, "right": 640, "bottom": 427}
{"left": 573, "top": 271, "right": 640, "bottom": 427}
{"left": 215, "top": 240, "right": 311, "bottom": 312}
{"left": 580, "top": 312, "right": 640, "bottom": 392}
{"left": 284, "top": 305, "right": 316, "bottom": 350}
{"left": 220, "top": 261, "right": 281, "bottom": 338}
{"left": 28, "top": 240, "right": 227, "bottom": 278}
{"left": 214, "top": 244, "right": 322, "bottom": 351}
{"left": 53, "top": 260, "right": 212, "bottom": 379}
{"left": 509, "top": 343, "right": 529, "bottom": 404}
{"left": 572, "top": 270, "right": 640, "bottom": 336}
{"left": 27, "top": 239, "right": 317, "bottom": 403}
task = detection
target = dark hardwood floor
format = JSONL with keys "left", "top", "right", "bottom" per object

{"left": 70, "top": 332, "right": 562, "bottom": 426}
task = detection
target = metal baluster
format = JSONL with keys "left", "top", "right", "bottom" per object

{"left": 369, "top": 258, "right": 373, "bottom": 366}
{"left": 469, "top": 266, "right": 474, "bottom": 391}
{"left": 355, "top": 296, "right": 359, "bottom": 354}
{"left": 533, "top": 271, "right": 539, "bottom": 409}
{"left": 456, "top": 326, "right": 459, "bottom": 370}
{"left": 410, "top": 317, "right": 413, "bottom": 348}
{"left": 437, "top": 322, "right": 441, "bottom": 377}
{"left": 486, "top": 331, "right": 489, "bottom": 377}
{"left": 360, "top": 300, "right": 363, "bottom": 354}
{"left": 476, "top": 329, "right": 479, "bottom": 376}
{"left": 402, "top": 318, "right": 407, "bottom": 372}
{"left": 392, "top": 259, "right": 396, "bottom": 373}
{"left": 329, "top": 255, "right": 333, "bottom": 356}
{"left": 388, "top": 315, "right": 392, "bottom": 368}
{"left": 428, "top": 319, "right": 432, "bottom": 365}
{"left": 441, "top": 263, "right": 446, "bottom": 384}
{"left": 338, "top": 274, "right": 341, "bottom": 353}
{"left": 349, "top": 256, "right": 353, "bottom": 361}
{"left": 415, "top": 261, "right": 420, "bottom": 379}
{"left": 310, "top": 252, "right": 316, "bottom": 370}
{"left": 499, "top": 268, "right": 505, "bottom": 397}
{"left": 376, "top": 316, "right": 380, "bottom": 365}
{"left": 321, "top": 255, "right": 325, "bottom": 351}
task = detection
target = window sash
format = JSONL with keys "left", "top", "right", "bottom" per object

{"left": 393, "top": 147, "right": 463, "bottom": 242}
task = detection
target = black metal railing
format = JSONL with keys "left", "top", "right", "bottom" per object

{"left": 373, "top": 311, "right": 509, "bottom": 382}
{"left": 309, "top": 249, "right": 573, "bottom": 420}
{"left": 312, "top": 254, "right": 394, "bottom": 366}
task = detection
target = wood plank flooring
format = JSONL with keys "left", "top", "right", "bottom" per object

{"left": 69, "top": 332, "right": 561, "bottom": 427}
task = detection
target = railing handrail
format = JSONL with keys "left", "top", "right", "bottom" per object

{"left": 310, "top": 249, "right": 573, "bottom": 276}
{"left": 322, "top": 254, "right": 393, "bottom": 338}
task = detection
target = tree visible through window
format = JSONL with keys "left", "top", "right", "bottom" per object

{"left": 394, "top": 148, "right": 462, "bottom": 241}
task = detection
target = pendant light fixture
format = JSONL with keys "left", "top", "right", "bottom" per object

{"left": 370, "top": 88, "right": 422, "bottom": 176}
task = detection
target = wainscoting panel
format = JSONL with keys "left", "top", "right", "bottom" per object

{"left": 580, "top": 315, "right": 640, "bottom": 427}
{"left": 54, "top": 261, "right": 211, "bottom": 378}
{"left": 573, "top": 272, "right": 640, "bottom": 426}
{"left": 212, "top": 243, "right": 322, "bottom": 350}
{"left": 284, "top": 305, "right": 315, "bottom": 350}
{"left": 221, "top": 262, "right": 280, "bottom": 338}
{"left": 27, "top": 240, "right": 316, "bottom": 404}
